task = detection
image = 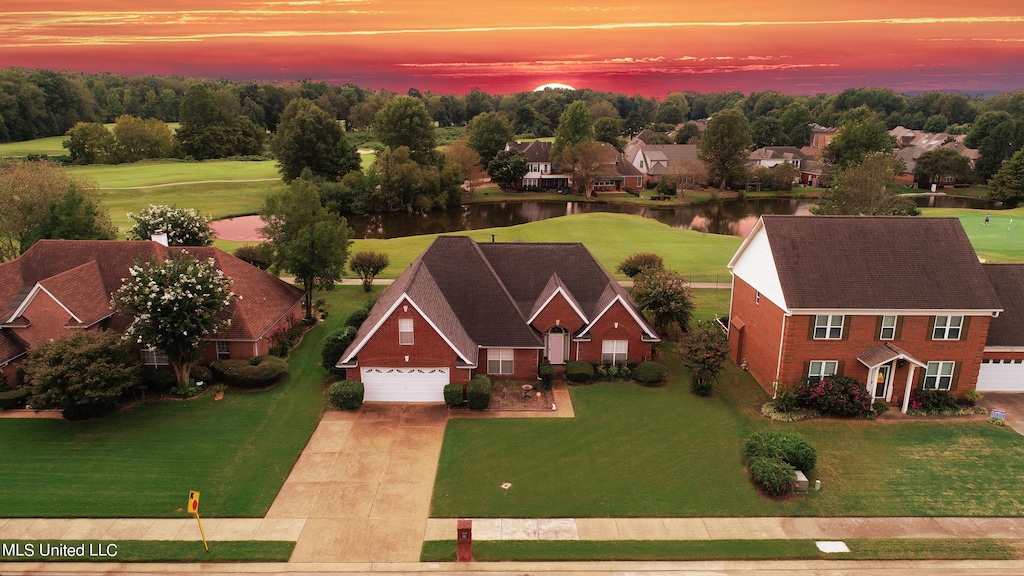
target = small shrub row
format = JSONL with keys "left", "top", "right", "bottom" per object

{"left": 443, "top": 384, "right": 464, "bottom": 407}
{"left": 565, "top": 361, "right": 594, "bottom": 383}
{"left": 0, "top": 387, "right": 31, "bottom": 410}
{"left": 908, "top": 389, "right": 987, "bottom": 416}
{"left": 210, "top": 355, "right": 289, "bottom": 388}
{"left": 467, "top": 375, "right": 492, "bottom": 410}
{"left": 538, "top": 363, "right": 555, "bottom": 390}
{"left": 749, "top": 457, "right": 796, "bottom": 496}
{"left": 269, "top": 316, "right": 306, "bottom": 357}
{"left": 595, "top": 364, "right": 632, "bottom": 380}
{"left": 329, "top": 380, "right": 364, "bottom": 410}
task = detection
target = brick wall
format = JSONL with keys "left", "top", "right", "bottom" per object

{"left": 530, "top": 292, "right": 586, "bottom": 336}
{"left": 15, "top": 292, "right": 81, "bottom": 347}
{"left": 780, "top": 314, "right": 990, "bottom": 399}
{"left": 344, "top": 301, "right": 470, "bottom": 384}
{"left": 574, "top": 300, "right": 655, "bottom": 363}
{"left": 729, "top": 277, "right": 786, "bottom": 394}
{"left": 474, "top": 348, "right": 541, "bottom": 381}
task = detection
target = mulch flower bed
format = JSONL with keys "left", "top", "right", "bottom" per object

{"left": 489, "top": 380, "right": 555, "bottom": 411}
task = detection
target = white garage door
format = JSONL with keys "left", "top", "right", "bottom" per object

{"left": 978, "top": 360, "right": 1024, "bottom": 392}
{"left": 361, "top": 367, "right": 450, "bottom": 402}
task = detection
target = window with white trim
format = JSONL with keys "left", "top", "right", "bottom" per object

{"left": 807, "top": 360, "right": 838, "bottom": 384}
{"left": 879, "top": 315, "right": 897, "bottom": 340}
{"left": 924, "top": 361, "right": 955, "bottom": 390}
{"left": 398, "top": 318, "right": 414, "bottom": 345}
{"left": 487, "top": 348, "right": 514, "bottom": 375}
{"left": 813, "top": 315, "right": 844, "bottom": 339}
{"left": 932, "top": 315, "right": 962, "bottom": 340}
{"left": 216, "top": 341, "right": 231, "bottom": 360}
{"left": 601, "top": 340, "right": 628, "bottom": 364}
{"left": 141, "top": 346, "right": 169, "bottom": 366}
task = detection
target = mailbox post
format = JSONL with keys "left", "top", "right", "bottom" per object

{"left": 456, "top": 519, "right": 473, "bottom": 562}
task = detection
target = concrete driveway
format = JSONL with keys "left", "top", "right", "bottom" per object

{"left": 981, "top": 392, "right": 1024, "bottom": 434}
{"left": 266, "top": 403, "right": 448, "bottom": 563}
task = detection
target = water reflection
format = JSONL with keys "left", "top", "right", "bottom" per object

{"left": 212, "top": 195, "right": 993, "bottom": 242}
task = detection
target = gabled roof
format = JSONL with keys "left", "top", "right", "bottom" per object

{"left": 0, "top": 240, "right": 303, "bottom": 350}
{"left": 340, "top": 237, "right": 658, "bottom": 366}
{"left": 983, "top": 264, "right": 1024, "bottom": 347}
{"left": 0, "top": 328, "right": 27, "bottom": 366}
{"left": 749, "top": 146, "right": 810, "bottom": 162}
{"left": 734, "top": 216, "right": 1002, "bottom": 311}
{"left": 507, "top": 141, "right": 553, "bottom": 163}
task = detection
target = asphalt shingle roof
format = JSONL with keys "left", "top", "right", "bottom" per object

{"left": 983, "top": 264, "right": 1024, "bottom": 347}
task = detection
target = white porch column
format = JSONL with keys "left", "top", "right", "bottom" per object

{"left": 901, "top": 365, "right": 917, "bottom": 413}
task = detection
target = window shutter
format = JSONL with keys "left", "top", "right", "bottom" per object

{"left": 894, "top": 316, "right": 904, "bottom": 341}
{"left": 951, "top": 362, "right": 962, "bottom": 391}
{"left": 841, "top": 316, "right": 850, "bottom": 340}
{"left": 807, "top": 316, "right": 817, "bottom": 340}
{"left": 874, "top": 316, "right": 883, "bottom": 341}
{"left": 960, "top": 316, "right": 971, "bottom": 340}
{"left": 926, "top": 316, "right": 936, "bottom": 340}
{"left": 836, "top": 360, "right": 845, "bottom": 376}
{"left": 801, "top": 361, "right": 810, "bottom": 382}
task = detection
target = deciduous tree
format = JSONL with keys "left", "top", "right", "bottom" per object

{"left": 63, "top": 122, "right": 119, "bottom": 164}
{"left": 630, "top": 269, "right": 694, "bottom": 338}
{"left": 24, "top": 186, "right": 117, "bottom": 249}
{"left": 113, "top": 115, "right": 174, "bottom": 162}
{"left": 679, "top": 320, "right": 730, "bottom": 396}
{"left": 112, "top": 253, "right": 237, "bottom": 387}
{"left": 260, "top": 179, "right": 354, "bottom": 319}
{"left": 487, "top": 148, "right": 528, "bottom": 190}
{"left": 559, "top": 141, "right": 613, "bottom": 197}
{"left": 698, "top": 108, "right": 753, "bottom": 190}
{"left": 913, "top": 148, "right": 974, "bottom": 189}
{"left": 466, "top": 111, "right": 514, "bottom": 165}
{"left": 823, "top": 115, "right": 893, "bottom": 169}
{"left": 272, "top": 98, "right": 360, "bottom": 182}
{"left": 551, "top": 101, "right": 595, "bottom": 166}
{"left": 811, "top": 152, "right": 919, "bottom": 216}
{"left": 988, "top": 148, "right": 1024, "bottom": 206}
{"left": 25, "top": 330, "right": 141, "bottom": 420}
{"left": 374, "top": 95, "right": 437, "bottom": 164}
{"left": 616, "top": 252, "right": 664, "bottom": 278}
{"left": 349, "top": 250, "right": 390, "bottom": 292}
{"left": 127, "top": 204, "right": 214, "bottom": 246}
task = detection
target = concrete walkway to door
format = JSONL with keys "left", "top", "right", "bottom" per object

{"left": 267, "top": 403, "right": 448, "bottom": 563}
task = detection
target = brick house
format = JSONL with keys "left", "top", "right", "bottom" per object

{"left": 726, "top": 216, "right": 1007, "bottom": 413}
{"left": 337, "top": 236, "right": 659, "bottom": 402}
{"left": 0, "top": 239, "right": 304, "bottom": 384}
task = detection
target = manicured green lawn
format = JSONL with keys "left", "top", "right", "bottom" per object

{"left": 431, "top": 351, "right": 1024, "bottom": 518}
{"left": 0, "top": 134, "right": 67, "bottom": 157}
{"left": 691, "top": 288, "right": 731, "bottom": 323}
{"left": 69, "top": 159, "right": 280, "bottom": 188}
{"left": 101, "top": 180, "right": 286, "bottom": 233}
{"left": 421, "top": 538, "right": 1017, "bottom": 562}
{"left": 352, "top": 213, "right": 742, "bottom": 282}
{"left": 0, "top": 540, "right": 294, "bottom": 562}
{"left": 0, "top": 287, "right": 372, "bottom": 518}
{"left": 921, "top": 206, "right": 1024, "bottom": 262}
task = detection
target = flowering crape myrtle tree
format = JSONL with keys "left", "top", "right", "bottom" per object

{"left": 112, "top": 252, "right": 237, "bottom": 387}
{"left": 127, "top": 204, "right": 214, "bottom": 246}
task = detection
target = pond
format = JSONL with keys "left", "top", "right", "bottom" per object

{"left": 211, "top": 194, "right": 995, "bottom": 242}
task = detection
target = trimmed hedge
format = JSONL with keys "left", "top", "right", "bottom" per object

{"left": 744, "top": 431, "right": 817, "bottom": 472}
{"left": 443, "top": 384, "right": 464, "bottom": 408}
{"left": 538, "top": 363, "right": 555, "bottom": 389}
{"left": 633, "top": 361, "right": 666, "bottom": 385}
{"left": 210, "top": 355, "right": 289, "bottom": 388}
{"left": 749, "top": 457, "right": 796, "bottom": 496}
{"left": 0, "top": 387, "right": 31, "bottom": 410}
{"left": 565, "top": 361, "right": 594, "bottom": 383}
{"left": 329, "top": 379, "right": 364, "bottom": 410}
{"left": 467, "top": 375, "right": 492, "bottom": 410}
{"left": 320, "top": 326, "right": 357, "bottom": 371}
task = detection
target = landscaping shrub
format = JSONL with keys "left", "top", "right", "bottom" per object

{"left": 911, "top": 389, "right": 959, "bottom": 413}
{"left": 798, "top": 375, "right": 871, "bottom": 417}
{"left": 269, "top": 317, "right": 305, "bottom": 357}
{"left": 467, "top": 375, "right": 492, "bottom": 410}
{"left": 872, "top": 400, "right": 889, "bottom": 415}
{"left": 744, "top": 431, "right": 817, "bottom": 472}
{"left": 964, "top": 389, "right": 984, "bottom": 406}
{"left": 771, "top": 386, "right": 801, "bottom": 413}
{"left": 140, "top": 366, "right": 176, "bottom": 392}
{"left": 320, "top": 326, "right": 357, "bottom": 370}
{"left": 443, "top": 384, "right": 464, "bottom": 408}
{"left": 345, "top": 308, "right": 370, "bottom": 329}
{"left": 210, "top": 355, "right": 289, "bottom": 388}
{"left": 0, "top": 387, "right": 31, "bottom": 410}
{"left": 538, "top": 363, "right": 555, "bottom": 390}
{"left": 565, "top": 361, "right": 595, "bottom": 383}
{"left": 616, "top": 252, "right": 665, "bottom": 278}
{"left": 633, "top": 361, "right": 666, "bottom": 385}
{"left": 329, "top": 379, "right": 364, "bottom": 410}
{"left": 190, "top": 365, "right": 213, "bottom": 384}
{"left": 169, "top": 380, "right": 202, "bottom": 399}
{"left": 749, "top": 457, "right": 796, "bottom": 496}
{"left": 233, "top": 243, "right": 275, "bottom": 270}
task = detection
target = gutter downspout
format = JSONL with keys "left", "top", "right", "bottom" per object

{"left": 773, "top": 311, "right": 791, "bottom": 399}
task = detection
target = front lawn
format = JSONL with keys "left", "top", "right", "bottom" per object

{"left": 0, "top": 287, "right": 373, "bottom": 518}
{"left": 431, "top": 351, "right": 1024, "bottom": 518}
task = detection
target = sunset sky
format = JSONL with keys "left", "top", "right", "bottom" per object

{"left": 3, "top": 1, "right": 1024, "bottom": 96}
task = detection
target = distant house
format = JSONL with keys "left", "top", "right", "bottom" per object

{"left": 505, "top": 141, "right": 570, "bottom": 190}
{"left": 888, "top": 126, "right": 979, "bottom": 188}
{"left": 625, "top": 143, "right": 706, "bottom": 188}
{"left": 726, "top": 215, "right": 1024, "bottom": 412}
{"left": 0, "top": 239, "right": 304, "bottom": 384}
{"left": 337, "top": 237, "right": 658, "bottom": 402}
{"left": 748, "top": 146, "right": 810, "bottom": 170}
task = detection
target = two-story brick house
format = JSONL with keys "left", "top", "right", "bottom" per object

{"left": 337, "top": 236, "right": 659, "bottom": 402}
{"left": 727, "top": 216, "right": 1004, "bottom": 412}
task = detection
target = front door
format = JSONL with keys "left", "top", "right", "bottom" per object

{"left": 874, "top": 364, "right": 891, "bottom": 399}
{"left": 548, "top": 331, "right": 566, "bottom": 364}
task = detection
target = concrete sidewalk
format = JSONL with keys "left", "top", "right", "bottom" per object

{"left": 425, "top": 516, "right": 1024, "bottom": 542}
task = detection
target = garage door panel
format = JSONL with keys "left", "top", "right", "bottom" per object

{"left": 978, "top": 361, "right": 1024, "bottom": 392}
{"left": 361, "top": 367, "right": 449, "bottom": 402}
